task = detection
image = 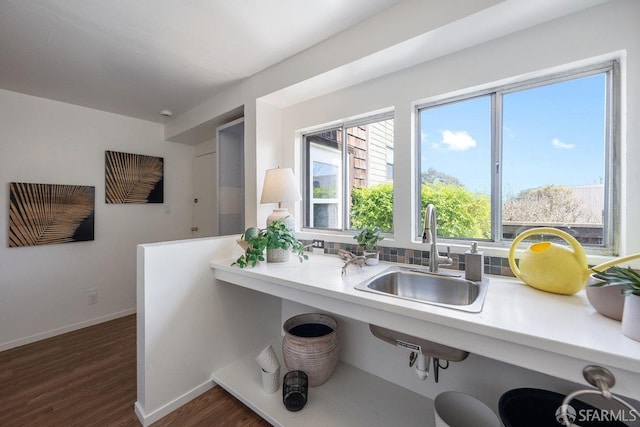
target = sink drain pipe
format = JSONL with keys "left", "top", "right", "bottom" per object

{"left": 377, "top": 329, "right": 462, "bottom": 383}
{"left": 415, "top": 353, "right": 430, "bottom": 380}
{"left": 409, "top": 351, "right": 431, "bottom": 380}
{"left": 401, "top": 340, "right": 432, "bottom": 381}
{"left": 409, "top": 354, "right": 451, "bottom": 382}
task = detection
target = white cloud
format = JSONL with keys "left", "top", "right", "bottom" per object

{"left": 441, "top": 130, "right": 477, "bottom": 151}
{"left": 552, "top": 138, "right": 575, "bottom": 149}
{"left": 503, "top": 126, "right": 516, "bottom": 139}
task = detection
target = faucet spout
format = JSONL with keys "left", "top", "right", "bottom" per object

{"left": 422, "top": 204, "right": 435, "bottom": 245}
{"left": 422, "top": 204, "right": 452, "bottom": 273}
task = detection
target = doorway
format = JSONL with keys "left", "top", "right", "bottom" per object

{"left": 193, "top": 151, "right": 217, "bottom": 238}
{"left": 192, "top": 117, "right": 245, "bottom": 238}
{"left": 216, "top": 118, "right": 244, "bottom": 235}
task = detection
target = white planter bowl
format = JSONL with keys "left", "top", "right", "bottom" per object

{"left": 585, "top": 274, "right": 625, "bottom": 321}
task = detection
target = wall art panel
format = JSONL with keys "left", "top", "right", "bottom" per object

{"left": 105, "top": 150, "right": 164, "bottom": 204}
{"left": 9, "top": 182, "right": 95, "bottom": 247}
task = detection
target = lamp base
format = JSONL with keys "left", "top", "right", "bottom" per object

{"left": 267, "top": 208, "right": 295, "bottom": 231}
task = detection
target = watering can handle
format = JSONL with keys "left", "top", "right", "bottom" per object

{"left": 508, "top": 227, "right": 587, "bottom": 282}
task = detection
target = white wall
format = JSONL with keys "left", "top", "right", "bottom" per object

{"left": 135, "top": 236, "right": 281, "bottom": 425}
{"left": 284, "top": 0, "right": 640, "bottom": 262}
{"left": 0, "top": 88, "right": 194, "bottom": 351}
{"left": 255, "top": 100, "right": 286, "bottom": 227}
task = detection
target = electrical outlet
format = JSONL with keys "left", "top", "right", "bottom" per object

{"left": 88, "top": 289, "right": 98, "bottom": 305}
{"left": 312, "top": 239, "right": 325, "bottom": 254}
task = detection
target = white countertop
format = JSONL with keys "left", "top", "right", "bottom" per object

{"left": 211, "top": 252, "right": 640, "bottom": 398}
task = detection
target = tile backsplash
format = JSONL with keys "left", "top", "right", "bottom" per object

{"left": 301, "top": 240, "right": 516, "bottom": 278}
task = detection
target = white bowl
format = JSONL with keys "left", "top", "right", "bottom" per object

{"left": 585, "top": 274, "right": 625, "bottom": 321}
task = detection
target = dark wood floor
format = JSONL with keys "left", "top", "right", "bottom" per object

{"left": 0, "top": 314, "right": 271, "bottom": 426}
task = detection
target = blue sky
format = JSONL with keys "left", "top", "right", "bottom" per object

{"left": 420, "top": 73, "right": 606, "bottom": 196}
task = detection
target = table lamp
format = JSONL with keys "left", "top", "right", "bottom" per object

{"left": 260, "top": 167, "right": 301, "bottom": 230}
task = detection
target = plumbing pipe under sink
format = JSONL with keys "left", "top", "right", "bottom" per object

{"left": 413, "top": 353, "right": 430, "bottom": 380}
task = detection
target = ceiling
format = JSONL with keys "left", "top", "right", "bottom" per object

{"left": 0, "top": 0, "right": 404, "bottom": 123}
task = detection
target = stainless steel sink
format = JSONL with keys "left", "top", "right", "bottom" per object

{"left": 355, "top": 265, "right": 488, "bottom": 312}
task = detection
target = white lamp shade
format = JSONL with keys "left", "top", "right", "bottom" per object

{"left": 260, "top": 168, "right": 301, "bottom": 204}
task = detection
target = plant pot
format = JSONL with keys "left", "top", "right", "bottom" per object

{"left": 282, "top": 313, "right": 339, "bottom": 387}
{"left": 622, "top": 294, "right": 640, "bottom": 341}
{"left": 585, "top": 274, "right": 625, "bottom": 321}
{"left": 364, "top": 250, "right": 379, "bottom": 266}
{"left": 267, "top": 247, "right": 290, "bottom": 263}
{"left": 236, "top": 239, "right": 251, "bottom": 252}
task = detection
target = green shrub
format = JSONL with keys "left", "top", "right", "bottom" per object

{"left": 349, "top": 182, "right": 490, "bottom": 239}
{"left": 350, "top": 183, "right": 393, "bottom": 232}
{"left": 420, "top": 183, "right": 490, "bottom": 239}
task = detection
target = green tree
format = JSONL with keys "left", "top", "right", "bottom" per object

{"left": 420, "top": 183, "right": 490, "bottom": 239}
{"left": 421, "top": 167, "right": 463, "bottom": 186}
{"left": 502, "top": 185, "right": 600, "bottom": 224}
{"left": 313, "top": 187, "right": 336, "bottom": 198}
{"left": 350, "top": 182, "right": 491, "bottom": 239}
{"left": 350, "top": 183, "right": 393, "bottom": 232}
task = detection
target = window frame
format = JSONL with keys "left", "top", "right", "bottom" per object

{"left": 302, "top": 111, "right": 395, "bottom": 233}
{"left": 415, "top": 61, "right": 620, "bottom": 254}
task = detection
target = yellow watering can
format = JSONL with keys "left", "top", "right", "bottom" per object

{"left": 508, "top": 227, "right": 640, "bottom": 295}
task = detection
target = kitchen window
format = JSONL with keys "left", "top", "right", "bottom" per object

{"left": 303, "top": 114, "right": 394, "bottom": 232}
{"left": 417, "top": 61, "right": 618, "bottom": 250}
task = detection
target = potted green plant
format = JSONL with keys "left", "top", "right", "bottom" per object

{"left": 591, "top": 266, "right": 640, "bottom": 341}
{"left": 233, "top": 219, "right": 308, "bottom": 268}
{"left": 354, "top": 226, "right": 384, "bottom": 265}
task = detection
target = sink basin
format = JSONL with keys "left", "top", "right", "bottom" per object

{"left": 355, "top": 265, "right": 488, "bottom": 313}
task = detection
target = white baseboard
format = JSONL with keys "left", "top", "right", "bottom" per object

{"left": 134, "top": 381, "right": 216, "bottom": 426}
{"left": 0, "top": 308, "right": 137, "bottom": 352}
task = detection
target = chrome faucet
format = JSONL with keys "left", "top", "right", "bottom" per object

{"left": 422, "top": 204, "right": 452, "bottom": 273}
